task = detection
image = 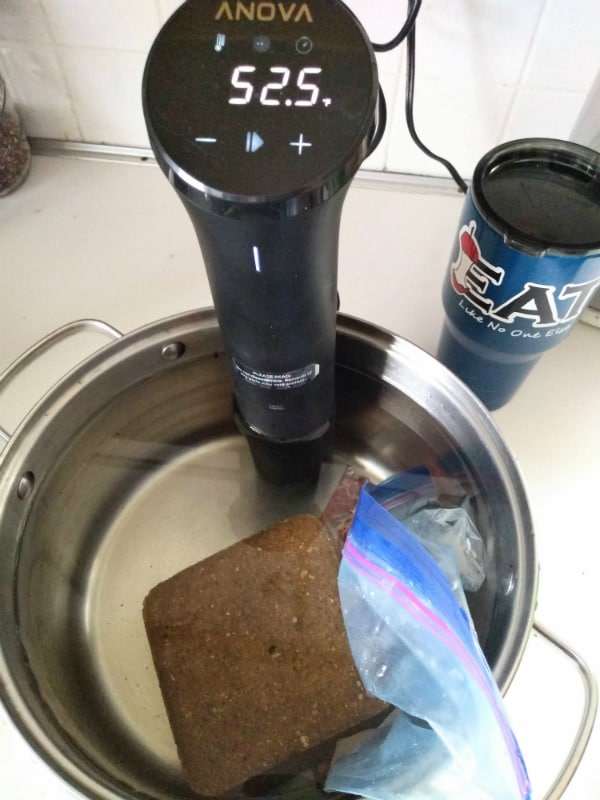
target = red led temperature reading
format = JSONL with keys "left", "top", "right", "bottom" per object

{"left": 228, "top": 65, "right": 324, "bottom": 107}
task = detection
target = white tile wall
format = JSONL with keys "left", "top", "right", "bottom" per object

{"left": 1, "top": 0, "right": 599, "bottom": 177}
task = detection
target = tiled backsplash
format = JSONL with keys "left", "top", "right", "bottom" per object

{"left": 1, "top": 0, "right": 599, "bottom": 179}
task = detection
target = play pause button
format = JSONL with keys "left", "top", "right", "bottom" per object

{"left": 245, "top": 131, "right": 264, "bottom": 152}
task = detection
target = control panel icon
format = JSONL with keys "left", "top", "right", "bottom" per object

{"left": 290, "top": 133, "right": 312, "bottom": 155}
{"left": 245, "top": 131, "right": 264, "bottom": 152}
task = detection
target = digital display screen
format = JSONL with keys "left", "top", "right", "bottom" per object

{"left": 143, "top": 0, "right": 378, "bottom": 200}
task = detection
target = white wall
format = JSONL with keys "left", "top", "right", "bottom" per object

{"left": 1, "top": 0, "right": 599, "bottom": 179}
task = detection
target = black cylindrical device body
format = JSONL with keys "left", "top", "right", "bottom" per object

{"left": 143, "top": 0, "right": 380, "bottom": 481}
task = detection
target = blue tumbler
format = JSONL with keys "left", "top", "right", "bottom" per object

{"left": 438, "top": 138, "right": 600, "bottom": 410}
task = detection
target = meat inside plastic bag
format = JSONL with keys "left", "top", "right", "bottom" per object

{"left": 325, "top": 468, "right": 531, "bottom": 800}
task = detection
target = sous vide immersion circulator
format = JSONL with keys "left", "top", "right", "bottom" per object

{"left": 143, "top": 0, "right": 382, "bottom": 482}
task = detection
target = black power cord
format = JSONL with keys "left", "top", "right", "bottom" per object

{"left": 371, "top": 0, "right": 468, "bottom": 193}
{"left": 371, "top": 0, "right": 422, "bottom": 53}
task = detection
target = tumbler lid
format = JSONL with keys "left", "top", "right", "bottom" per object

{"left": 472, "top": 138, "right": 600, "bottom": 256}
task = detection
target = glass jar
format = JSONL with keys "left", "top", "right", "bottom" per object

{"left": 0, "top": 74, "right": 31, "bottom": 196}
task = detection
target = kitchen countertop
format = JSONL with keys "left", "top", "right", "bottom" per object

{"left": 1, "top": 154, "right": 599, "bottom": 799}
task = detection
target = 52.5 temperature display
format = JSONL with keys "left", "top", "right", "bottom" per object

{"left": 228, "top": 65, "right": 324, "bottom": 107}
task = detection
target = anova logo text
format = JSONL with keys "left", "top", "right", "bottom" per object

{"left": 215, "top": 2, "right": 314, "bottom": 22}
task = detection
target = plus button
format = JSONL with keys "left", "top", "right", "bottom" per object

{"left": 289, "top": 133, "right": 312, "bottom": 155}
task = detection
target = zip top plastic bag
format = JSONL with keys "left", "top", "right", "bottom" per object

{"left": 325, "top": 470, "right": 531, "bottom": 800}
{"left": 368, "top": 465, "right": 486, "bottom": 601}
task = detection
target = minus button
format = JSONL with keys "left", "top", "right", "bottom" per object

{"left": 194, "top": 136, "right": 218, "bottom": 143}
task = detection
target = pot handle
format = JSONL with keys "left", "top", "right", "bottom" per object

{"left": 535, "top": 621, "right": 598, "bottom": 800}
{"left": 0, "top": 319, "right": 122, "bottom": 446}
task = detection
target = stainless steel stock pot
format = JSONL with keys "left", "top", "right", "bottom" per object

{"left": 0, "top": 311, "right": 595, "bottom": 800}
